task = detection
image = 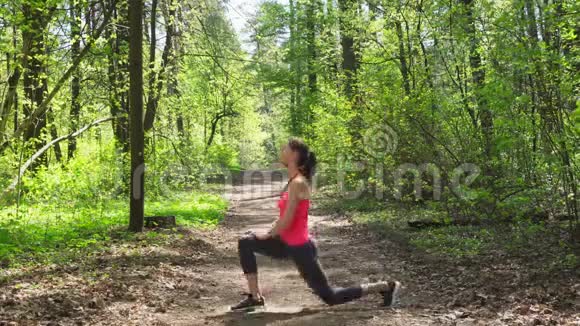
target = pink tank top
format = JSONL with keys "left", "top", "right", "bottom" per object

{"left": 277, "top": 191, "right": 310, "bottom": 246}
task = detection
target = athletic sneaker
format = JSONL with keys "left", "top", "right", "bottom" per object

{"left": 230, "top": 293, "right": 265, "bottom": 311}
{"left": 380, "top": 281, "right": 401, "bottom": 307}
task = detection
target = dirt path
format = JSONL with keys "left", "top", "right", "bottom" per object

{"left": 155, "top": 174, "right": 487, "bottom": 326}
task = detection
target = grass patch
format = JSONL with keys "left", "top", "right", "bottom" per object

{"left": 408, "top": 226, "right": 493, "bottom": 257}
{"left": 146, "top": 191, "right": 228, "bottom": 227}
{"left": 0, "top": 191, "right": 228, "bottom": 267}
{"left": 314, "top": 188, "right": 579, "bottom": 265}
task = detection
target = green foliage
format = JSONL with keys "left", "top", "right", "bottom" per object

{"left": 206, "top": 143, "right": 240, "bottom": 170}
{"left": 0, "top": 191, "right": 227, "bottom": 267}
{"left": 409, "top": 226, "right": 491, "bottom": 258}
{"left": 147, "top": 192, "right": 228, "bottom": 227}
{"left": 145, "top": 138, "right": 208, "bottom": 198}
{"left": 22, "top": 140, "right": 125, "bottom": 204}
{"left": 249, "top": 0, "right": 579, "bottom": 225}
{"left": 0, "top": 199, "right": 127, "bottom": 265}
{"left": 0, "top": 151, "right": 17, "bottom": 191}
{"left": 562, "top": 254, "right": 578, "bottom": 269}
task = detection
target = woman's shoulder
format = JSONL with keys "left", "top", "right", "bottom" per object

{"left": 289, "top": 175, "right": 309, "bottom": 187}
{"left": 288, "top": 175, "right": 310, "bottom": 199}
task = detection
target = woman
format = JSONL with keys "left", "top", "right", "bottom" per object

{"left": 231, "top": 137, "right": 401, "bottom": 310}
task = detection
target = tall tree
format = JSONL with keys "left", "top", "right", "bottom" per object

{"left": 305, "top": 0, "right": 318, "bottom": 95}
{"left": 128, "top": 0, "right": 145, "bottom": 232}
{"left": 21, "top": 3, "right": 51, "bottom": 169}
{"left": 461, "top": 0, "right": 494, "bottom": 174}
{"left": 303, "top": 0, "right": 319, "bottom": 133}
{"left": 0, "top": 54, "right": 19, "bottom": 143}
{"left": 338, "top": 0, "right": 358, "bottom": 99}
{"left": 107, "top": 0, "right": 130, "bottom": 152}
{"left": 288, "top": 0, "right": 302, "bottom": 136}
{"left": 68, "top": 0, "right": 82, "bottom": 159}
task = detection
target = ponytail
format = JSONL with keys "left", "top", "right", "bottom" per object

{"left": 303, "top": 151, "right": 317, "bottom": 181}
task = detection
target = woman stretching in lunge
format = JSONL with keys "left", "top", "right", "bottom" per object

{"left": 231, "top": 138, "right": 401, "bottom": 310}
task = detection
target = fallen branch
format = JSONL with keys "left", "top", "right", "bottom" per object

{"left": 3, "top": 117, "right": 113, "bottom": 195}
{"left": 407, "top": 218, "right": 484, "bottom": 229}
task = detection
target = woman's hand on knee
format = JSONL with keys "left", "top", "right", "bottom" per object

{"left": 241, "top": 230, "right": 270, "bottom": 241}
{"left": 240, "top": 230, "right": 256, "bottom": 240}
{"left": 255, "top": 233, "right": 271, "bottom": 240}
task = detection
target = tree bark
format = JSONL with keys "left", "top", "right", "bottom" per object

{"left": 338, "top": 0, "right": 364, "bottom": 171}
{"left": 0, "top": 67, "right": 20, "bottom": 143}
{"left": 288, "top": 0, "right": 302, "bottom": 136}
{"left": 168, "top": 61, "right": 183, "bottom": 136}
{"left": 395, "top": 20, "right": 410, "bottom": 96}
{"left": 128, "top": 0, "right": 145, "bottom": 232}
{"left": 306, "top": 0, "right": 317, "bottom": 95}
{"left": 47, "top": 107, "right": 63, "bottom": 162}
{"left": 338, "top": 0, "right": 358, "bottom": 99}
{"left": 13, "top": 22, "right": 19, "bottom": 134}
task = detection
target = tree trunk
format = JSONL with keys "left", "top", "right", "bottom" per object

{"left": 144, "top": 0, "right": 176, "bottom": 132}
{"left": 306, "top": 0, "right": 317, "bottom": 95}
{"left": 128, "top": 0, "right": 145, "bottom": 232}
{"left": 395, "top": 20, "right": 410, "bottom": 96}
{"left": 338, "top": 0, "right": 364, "bottom": 171}
{"left": 0, "top": 66, "right": 20, "bottom": 143}
{"left": 107, "top": 0, "right": 130, "bottom": 152}
{"left": 338, "top": 0, "right": 358, "bottom": 99}
{"left": 22, "top": 5, "right": 49, "bottom": 169}
{"left": 47, "top": 107, "right": 62, "bottom": 162}
{"left": 68, "top": 0, "right": 82, "bottom": 160}
{"left": 461, "top": 0, "right": 493, "bottom": 174}
{"left": 168, "top": 61, "right": 183, "bottom": 136}
{"left": 303, "top": 0, "right": 318, "bottom": 133}
{"left": 13, "top": 23, "right": 19, "bottom": 134}
{"left": 206, "top": 107, "right": 238, "bottom": 149}
{"left": 288, "top": 0, "right": 302, "bottom": 136}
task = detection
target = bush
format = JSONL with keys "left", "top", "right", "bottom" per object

{"left": 206, "top": 143, "right": 240, "bottom": 170}
{"left": 22, "top": 140, "right": 125, "bottom": 205}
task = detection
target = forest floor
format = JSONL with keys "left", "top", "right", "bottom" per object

{"left": 1, "top": 174, "right": 579, "bottom": 325}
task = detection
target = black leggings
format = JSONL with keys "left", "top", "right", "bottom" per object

{"left": 238, "top": 232, "right": 363, "bottom": 305}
